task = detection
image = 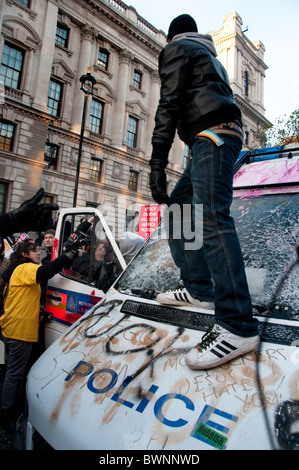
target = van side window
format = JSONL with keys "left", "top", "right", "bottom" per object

{"left": 89, "top": 220, "right": 123, "bottom": 292}
{"left": 59, "top": 214, "right": 122, "bottom": 293}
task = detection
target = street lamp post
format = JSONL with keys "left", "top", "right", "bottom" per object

{"left": 73, "top": 67, "right": 97, "bottom": 207}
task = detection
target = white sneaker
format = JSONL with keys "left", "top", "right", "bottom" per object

{"left": 186, "top": 324, "right": 259, "bottom": 370}
{"left": 156, "top": 287, "right": 214, "bottom": 310}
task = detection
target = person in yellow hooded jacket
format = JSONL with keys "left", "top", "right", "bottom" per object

{"left": 0, "top": 238, "right": 78, "bottom": 432}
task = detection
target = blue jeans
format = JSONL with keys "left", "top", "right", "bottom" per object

{"left": 166, "top": 134, "right": 259, "bottom": 337}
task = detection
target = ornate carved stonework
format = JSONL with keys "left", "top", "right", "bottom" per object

{"left": 119, "top": 49, "right": 133, "bottom": 65}
{"left": 81, "top": 24, "right": 97, "bottom": 43}
{"left": 113, "top": 162, "right": 123, "bottom": 178}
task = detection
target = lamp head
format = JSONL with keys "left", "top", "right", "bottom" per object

{"left": 80, "top": 67, "right": 97, "bottom": 95}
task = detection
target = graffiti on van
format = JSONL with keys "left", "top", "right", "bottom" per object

{"left": 41, "top": 299, "right": 298, "bottom": 449}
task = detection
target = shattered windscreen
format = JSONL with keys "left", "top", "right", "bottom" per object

{"left": 116, "top": 192, "right": 299, "bottom": 316}
{"left": 231, "top": 192, "right": 299, "bottom": 314}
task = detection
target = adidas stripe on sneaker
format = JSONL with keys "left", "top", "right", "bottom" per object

{"left": 208, "top": 339, "right": 237, "bottom": 359}
{"left": 186, "top": 324, "right": 259, "bottom": 370}
{"left": 156, "top": 287, "right": 214, "bottom": 310}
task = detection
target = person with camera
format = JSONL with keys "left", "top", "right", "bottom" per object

{"left": 67, "top": 219, "right": 94, "bottom": 278}
{"left": 0, "top": 236, "right": 79, "bottom": 434}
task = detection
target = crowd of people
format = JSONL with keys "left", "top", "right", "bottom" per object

{"left": 0, "top": 188, "right": 145, "bottom": 445}
{"left": 0, "top": 188, "right": 80, "bottom": 443}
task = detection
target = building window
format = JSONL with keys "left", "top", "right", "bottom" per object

{"left": 47, "top": 79, "right": 63, "bottom": 117}
{"left": 90, "top": 99, "right": 104, "bottom": 134}
{"left": 90, "top": 157, "right": 102, "bottom": 182}
{"left": 133, "top": 70, "right": 142, "bottom": 90}
{"left": 127, "top": 116, "right": 138, "bottom": 148}
{"left": 126, "top": 209, "right": 139, "bottom": 232}
{"left": 15, "top": 0, "right": 30, "bottom": 7}
{"left": 56, "top": 23, "right": 69, "bottom": 48}
{"left": 0, "top": 120, "right": 15, "bottom": 151}
{"left": 0, "top": 182, "right": 8, "bottom": 214}
{"left": 243, "top": 71, "right": 249, "bottom": 97}
{"left": 0, "top": 44, "right": 24, "bottom": 89}
{"left": 98, "top": 48, "right": 109, "bottom": 71}
{"left": 45, "top": 143, "right": 59, "bottom": 170}
{"left": 128, "top": 170, "right": 138, "bottom": 192}
{"left": 85, "top": 201, "right": 98, "bottom": 209}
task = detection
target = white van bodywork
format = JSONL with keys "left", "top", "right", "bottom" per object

{"left": 26, "top": 147, "right": 299, "bottom": 450}
{"left": 26, "top": 291, "right": 299, "bottom": 450}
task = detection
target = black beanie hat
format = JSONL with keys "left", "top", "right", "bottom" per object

{"left": 167, "top": 14, "right": 198, "bottom": 41}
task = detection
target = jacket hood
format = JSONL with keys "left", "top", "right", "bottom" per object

{"left": 119, "top": 232, "right": 145, "bottom": 258}
{"left": 1, "top": 259, "right": 31, "bottom": 283}
{"left": 2, "top": 263, "right": 16, "bottom": 283}
{"left": 171, "top": 32, "right": 218, "bottom": 57}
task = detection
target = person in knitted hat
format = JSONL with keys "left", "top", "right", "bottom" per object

{"left": 167, "top": 14, "right": 198, "bottom": 41}
{"left": 149, "top": 14, "right": 259, "bottom": 370}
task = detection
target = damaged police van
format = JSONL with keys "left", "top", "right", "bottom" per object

{"left": 26, "top": 145, "right": 299, "bottom": 450}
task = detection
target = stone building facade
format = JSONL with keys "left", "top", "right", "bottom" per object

{"left": 0, "top": 0, "right": 270, "bottom": 236}
{"left": 212, "top": 12, "right": 271, "bottom": 149}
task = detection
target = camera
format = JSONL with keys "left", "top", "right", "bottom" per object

{"left": 63, "top": 231, "right": 91, "bottom": 254}
{"left": 76, "top": 231, "right": 92, "bottom": 247}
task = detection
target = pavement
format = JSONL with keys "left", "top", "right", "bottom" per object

{"left": 0, "top": 364, "right": 25, "bottom": 450}
{"left": 0, "top": 364, "right": 11, "bottom": 450}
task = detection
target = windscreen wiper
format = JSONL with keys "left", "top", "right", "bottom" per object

{"left": 118, "top": 287, "right": 156, "bottom": 299}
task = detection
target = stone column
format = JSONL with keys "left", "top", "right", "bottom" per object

{"left": 145, "top": 70, "right": 160, "bottom": 156}
{"left": 70, "top": 24, "right": 96, "bottom": 133}
{"left": 32, "top": 0, "right": 58, "bottom": 112}
{"left": 22, "top": 47, "right": 34, "bottom": 104}
{"left": 111, "top": 49, "right": 132, "bottom": 148}
{"left": 237, "top": 49, "right": 242, "bottom": 89}
{"left": 0, "top": 0, "right": 4, "bottom": 32}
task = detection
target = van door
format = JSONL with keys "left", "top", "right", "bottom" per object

{"left": 44, "top": 207, "right": 126, "bottom": 347}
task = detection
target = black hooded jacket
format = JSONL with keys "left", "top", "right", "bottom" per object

{"left": 151, "top": 32, "right": 242, "bottom": 160}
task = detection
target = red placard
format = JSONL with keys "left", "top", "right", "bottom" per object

{"left": 137, "top": 205, "right": 161, "bottom": 240}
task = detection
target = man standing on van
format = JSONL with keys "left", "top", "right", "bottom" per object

{"left": 149, "top": 14, "right": 259, "bottom": 369}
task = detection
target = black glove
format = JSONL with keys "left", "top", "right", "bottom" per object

{"left": 63, "top": 236, "right": 79, "bottom": 260}
{"left": 8, "top": 188, "right": 59, "bottom": 233}
{"left": 149, "top": 158, "right": 170, "bottom": 205}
